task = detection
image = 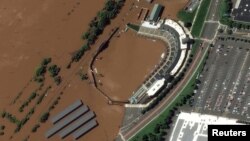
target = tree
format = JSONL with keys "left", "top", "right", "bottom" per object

{"left": 142, "top": 134, "right": 149, "bottom": 141}
{"left": 41, "top": 58, "right": 51, "bottom": 66}
{"left": 35, "top": 66, "right": 46, "bottom": 77}
{"left": 218, "top": 28, "right": 224, "bottom": 33}
{"left": 54, "top": 76, "right": 62, "bottom": 85}
{"left": 184, "top": 22, "right": 192, "bottom": 28}
{"left": 154, "top": 124, "right": 161, "bottom": 134}
{"left": 148, "top": 133, "right": 157, "bottom": 141}
{"left": 0, "top": 125, "right": 5, "bottom": 130}
{"left": 48, "top": 65, "right": 60, "bottom": 77}
{"left": 81, "top": 44, "right": 89, "bottom": 51}
{"left": 98, "top": 16, "right": 108, "bottom": 30}
{"left": 31, "top": 124, "right": 40, "bottom": 132}
{"left": 40, "top": 112, "right": 49, "bottom": 123}
{"left": 105, "top": 0, "right": 116, "bottom": 11}
{"left": 87, "top": 33, "right": 97, "bottom": 45}
{"left": 1, "top": 111, "right": 6, "bottom": 118}
{"left": 226, "top": 29, "right": 233, "bottom": 34}
{"left": 29, "top": 92, "right": 37, "bottom": 102}
{"left": 82, "top": 31, "right": 90, "bottom": 40}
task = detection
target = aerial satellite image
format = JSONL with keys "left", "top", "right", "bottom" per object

{"left": 0, "top": 0, "right": 249, "bottom": 141}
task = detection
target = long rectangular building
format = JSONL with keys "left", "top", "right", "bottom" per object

{"left": 45, "top": 105, "right": 89, "bottom": 138}
{"left": 51, "top": 100, "right": 83, "bottom": 124}
{"left": 58, "top": 111, "right": 95, "bottom": 139}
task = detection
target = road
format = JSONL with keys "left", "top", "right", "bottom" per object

{"left": 207, "top": 0, "right": 220, "bottom": 21}
{"left": 122, "top": 42, "right": 209, "bottom": 140}
{"left": 201, "top": 0, "right": 221, "bottom": 40}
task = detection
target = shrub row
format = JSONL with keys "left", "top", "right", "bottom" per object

{"left": 34, "top": 58, "right": 52, "bottom": 83}
{"left": 15, "top": 107, "right": 35, "bottom": 133}
{"left": 19, "top": 92, "right": 37, "bottom": 112}
{"left": 35, "top": 85, "right": 51, "bottom": 105}
{"left": 48, "top": 64, "right": 60, "bottom": 77}
{"left": 1, "top": 111, "right": 20, "bottom": 125}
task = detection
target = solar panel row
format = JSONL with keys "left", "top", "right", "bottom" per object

{"left": 51, "top": 100, "right": 83, "bottom": 124}
{"left": 72, "top": 119, "right": 98, "bottom": 140}
{"left": 45, "top": 105, "right": 88, "bottom": 138}
{"left": 59, "top": 111, "right": 95, "bottom": 139}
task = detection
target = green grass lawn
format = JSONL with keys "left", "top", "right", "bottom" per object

{"left": 129, "top": 47, "right": 209, "bottom": 141}
{"left": 191, "top": 40, "right": 201, "bottom": 55}
{"left": 177, "top": 9, "right": 197, "bottom": 24}
{"left": 191, "top": 0, "right": 211, "bottom": 37}
{"left": 127, "top": 23, "right": 140, "bottom": 32}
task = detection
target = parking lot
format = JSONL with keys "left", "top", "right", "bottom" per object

{"left": 194, "top": 38, "right": 250, "bottom": 120}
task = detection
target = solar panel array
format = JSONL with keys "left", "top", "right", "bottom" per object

{"left": 59, "top": 111, "right": 95, "bottom": 138}
{"left": 51, "top": 100, "right": 83, "bottom": 124}
{"left": 73, "top": 119, "right": 98, "bottom": 140}
{"left": 45, "top": 100, "right": 98, "bottom": 140}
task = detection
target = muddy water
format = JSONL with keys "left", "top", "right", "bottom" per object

{"left": 0, "top": 0, "right": 187, "bottom": 140}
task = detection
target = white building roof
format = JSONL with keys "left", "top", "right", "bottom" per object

{"left": 170, "top": 49, "right": 186, "bottom": 75}
{"left": 164, "top": 19, "right": 187, "bottom": 50}
{"left": 147, "top": 78, "right": 165, "bottom": 96}
{"left": 169, "top": 112, "right": 243, "bottom": 141}
{"left": 141, "top": 21, "right": 162, "bottom": 29}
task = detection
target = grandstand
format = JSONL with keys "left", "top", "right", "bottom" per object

{"left": 129, "top": 19, "right": 189, "bottom": 104}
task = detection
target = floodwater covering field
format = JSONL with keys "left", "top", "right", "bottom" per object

{"left": 0, "top": 0, "right": 188, "bottom": 140}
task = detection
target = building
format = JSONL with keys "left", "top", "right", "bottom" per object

{"left": 232, "top": 0, "right": 250, "bottom": 22}
{"left": 169, "top": 112, "right": 243, "bottom": 141}
{"left": 128, "top": 19, "right": 189, "bottom": 104}
{"left": 149, "top": 4, "right": 164, "bottom": 22}
{"left": 147, "top": 78, "right": 165, "bottom": 96}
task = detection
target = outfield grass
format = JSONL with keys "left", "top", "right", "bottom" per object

{"left": 129, "top": 47, "right": 209, "bottom": 141}
{"left": 177, "top": 9, "right": 197, "bottom": 24}
{"left": 191, "top": 0, "right": 211, "bottom": 37}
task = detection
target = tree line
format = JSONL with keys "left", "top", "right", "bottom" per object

{"left": 70, "top": 0, "right": 125, "bottom": 63}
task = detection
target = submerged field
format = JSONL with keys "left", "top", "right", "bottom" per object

{"left": 93, "top": 0, "right": 188, "bottom": 101}
{"left": 0, "top": 0, "right": 188, "bottom": 140}
{"left": 0, "top": 0, "right": 124, "bottom": 140}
